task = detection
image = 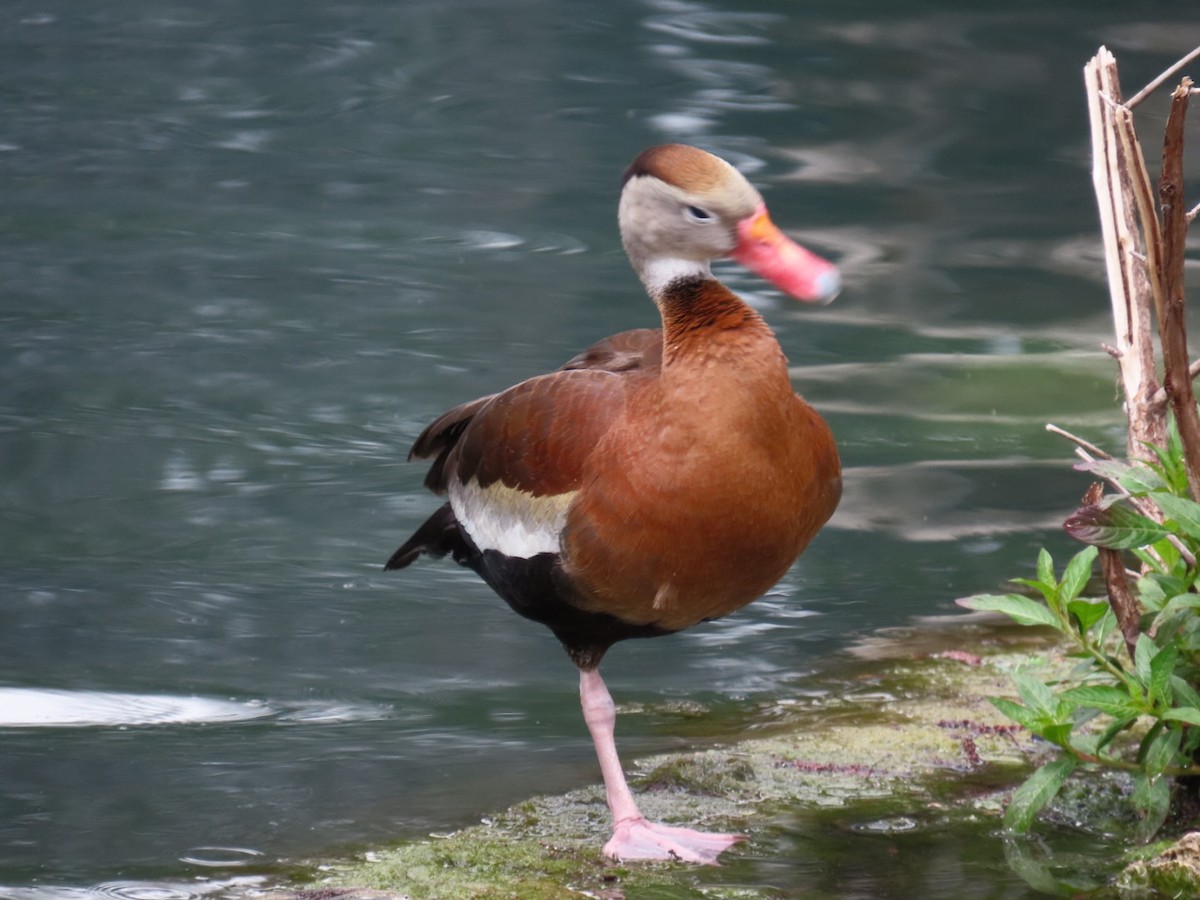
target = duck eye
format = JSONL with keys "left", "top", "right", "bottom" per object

{"left": 684, "top": 205, "right": 714, "bottom": 223}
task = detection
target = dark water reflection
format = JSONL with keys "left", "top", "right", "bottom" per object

{"left": 3, "top": 0, "right": 1197, "bottom": 894}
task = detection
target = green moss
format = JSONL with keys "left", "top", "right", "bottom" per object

{"left": 332, "top": 830, "right": 612, "bottom": 899}
{"left": 285, "top": 630, "right": 1182, "bottom": 899}
{"left": 638, "top": 753, "right": 757, "bottom": 797}
{"left": 1116, "top": 832, "right": 1200, "bottom": 896}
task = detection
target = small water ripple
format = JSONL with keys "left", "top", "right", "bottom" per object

{"left": 644, "top": 5, "right": 781, "bottom": 46}
{"left": 176, "top": 847, "right": 264, "bottom": 869}
{"left": 848, "top": 815, "right": 923, "bottom": 835}
{"left": 0, "top": 688, "right": 389, "bottom": 729}
{"left": 0, "top": 878, "right": 265, "bottom": 900}
{"left": 419, "top": 229, "right": 589, "bottom": 255}
{"left": 92, "top": 883, "right": 201, "bottom": 900}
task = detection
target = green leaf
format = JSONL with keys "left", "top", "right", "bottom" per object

{"left": 1142, "top": 725, "right": 1183, "bottom": 776}
{"left": 1156, "top": 592, "right": 1200, "bottom": 621}
{"left": 957, "top": 594, "right": 1059, "bottom": 628}
{"left": 1134, "top": 634, "right": 1157, "bottom": 687}
{"left": 1075, "top": 459, "right": 1167, "bottom": 494}
{"left": 1036, "top": 548, "right": 1055, "bottom": 592}
{"left": 1011, "top": 578, "right": 1056, "bottom": 606}
{"left": 1150, "top": 540, "right": 1183, "bottom": 578}
{"left": 1154, "top": 612, "right": 1192, "bottom": 646}
{"left": 1163, "top": 707, "right": 1200, "bottom": 725}
{"left": 1062, "top": 502, "right": 1171, "bottom": 549}
{"left": 1059, "top": 685, "right": 1144, "bottom": 719}
{"left": 1121, "top": 466, "right": 1171, "bottom": 494}
{"left": 1152, "top": 492, "right": 1200, "bottom": 542}
{"left": 1165, "top": 592, "right": 1200, "bottom": 612}
{"left": 1093, "top": 605, "right": 1119, "bottom": 643}
{"left": 1137, "top": 576, "right": 1169, "bottom": 612}
{"left": 1070, "top": 731, "right": 1102, "bottom": 756}
{"left": 1004, "top": 757, "right": 1077, "bottom": 833}
{"left": 1132, "top": 771, "right": 1172, "bottom": 842}
{"left": 1170, "top": 675, "right": 1200, "bottom": 711}
{"left": 990, "top": 697, "right": 1040, "bottom": 731}
{"left": 1041, "top": 722, "right": 1074, "bottom": 748}
{"left": 1132, "top": 547, "right": 1170, "bottom": 577}
{"left": 1141, "top": 424, "right": 1189, "bottom": 496}
{"left": 1000, "top": 836, "right": 1072, "bottom": 895}
{"left": 1067, "top": 598, "right": 1110, "bottom": 632}
{"left": 1148, "top": 643, "right": 1179, "bottom": 709}
{"left": 1096, "top": 716, "right": 1138, "bottom": 751}
{"left": 1073, "top": 459, "right": 1129, "bottom": 480}
{"left": 1015, "top": 673, "right": 1060, "bottom": 719}
{"left": 1059, "top": 546, "right": 1098, "bottom": 602}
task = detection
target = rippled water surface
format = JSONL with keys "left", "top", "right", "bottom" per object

{"left": 3, "top": 0, "right": 1198, "bottom": 895}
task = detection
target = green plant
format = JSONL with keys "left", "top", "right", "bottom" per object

{"left": 960, "top": 438, "right": 1200, "bottom": 840}
{"left": 958, "top": 46, "right": 1200, "bottom": 845}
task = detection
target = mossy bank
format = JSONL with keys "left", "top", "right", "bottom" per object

{"left": 277, "top": 618, "right": 1200, "bottom": 899}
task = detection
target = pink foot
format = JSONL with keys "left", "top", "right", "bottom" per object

{"left": 603, "top": 817, "right": 746, "bottom": 864}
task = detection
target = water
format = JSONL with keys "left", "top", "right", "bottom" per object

{"left": 1, "top": 0, "right": 1193, "bottom": 894}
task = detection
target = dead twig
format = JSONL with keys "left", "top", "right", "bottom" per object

{"left": 1157, "top": 79, "right": 1200, "bottom": 501}
{"left": 1079, "top": 47, "right": 1200, "bottom": 643}
{"left": 1149, "top": 358, "right": 1200, "bottom": 407}
{"left": 1045, "top": 423, "right": 1113, "bottom": 460}
{"left": 1126, "top": 45, "right": 1200, "bottom": 109}
{"left": 1101, "top": 545, "right": 1143, "bottom": 659}
{"left": 1084, "top": 49, "right": 1164, "bottom": 456}
{"left": 1079, "top": 483, "right": 1142, "bottom": 660}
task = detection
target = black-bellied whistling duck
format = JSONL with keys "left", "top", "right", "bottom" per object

{"left": 386, "top": 143, "right": 842, "bottom": 864}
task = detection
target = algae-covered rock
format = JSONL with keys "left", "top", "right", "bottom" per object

{"left": 262, "top": 621, "right": 1195, "bottom": 898}
{"left": 1117, "top": 831, "right": 1200, "bottom": 897}
{"left": 305, "top": 632, "right": 1053, "bottom": 899}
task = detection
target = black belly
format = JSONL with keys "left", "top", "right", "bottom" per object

{"left": 387, "top": 502, "right": 673, "bottom": 670}
{"left": 472, "top": 545, "right": 673, "bottom": 669}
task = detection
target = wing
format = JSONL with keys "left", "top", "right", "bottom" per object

{"left": 387, "top": 366, "right": 628, "bottom": 566}
{"left": 388, "top": 328, "right": 670, "bottom": 666}
{"left": 446, "top": 368, "right": 627, "bottom": 496}
{"left": 412, "top": 328, "right": 662, "bottom": 495}
{"left": 392, "top": 330, "right": 656, "bottom": 567}
{"left": 559, "top": 327, "right": 662, "bottom": 373}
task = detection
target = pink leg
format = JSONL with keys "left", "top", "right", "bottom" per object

{"left": 578, "top": 668, "right": 745, "bottom": 864}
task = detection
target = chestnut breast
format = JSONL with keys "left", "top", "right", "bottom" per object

{"left": 561, "top": 309, "right": 841, "bottom": 632}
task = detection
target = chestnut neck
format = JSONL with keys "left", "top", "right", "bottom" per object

{"left": 656, "top": 276, "right": 771, "bottom": 364}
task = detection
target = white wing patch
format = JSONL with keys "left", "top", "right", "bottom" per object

{"left": 450, "top": 478, "right": 575, "bottom": 559}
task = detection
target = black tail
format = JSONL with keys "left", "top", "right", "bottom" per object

{"left": 384, "top": 502, "right": 475, "bottom": 571}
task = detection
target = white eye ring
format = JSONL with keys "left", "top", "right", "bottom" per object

{"left": 684, "top": 205, "right": 715, "bottom": 224}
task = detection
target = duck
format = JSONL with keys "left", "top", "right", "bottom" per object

{"left": 386, "top": 143, "right": 842, "bottom": 864}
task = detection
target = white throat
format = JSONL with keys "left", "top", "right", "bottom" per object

{"left": 638, "top": 257, "right": 712, "bottom": 300}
